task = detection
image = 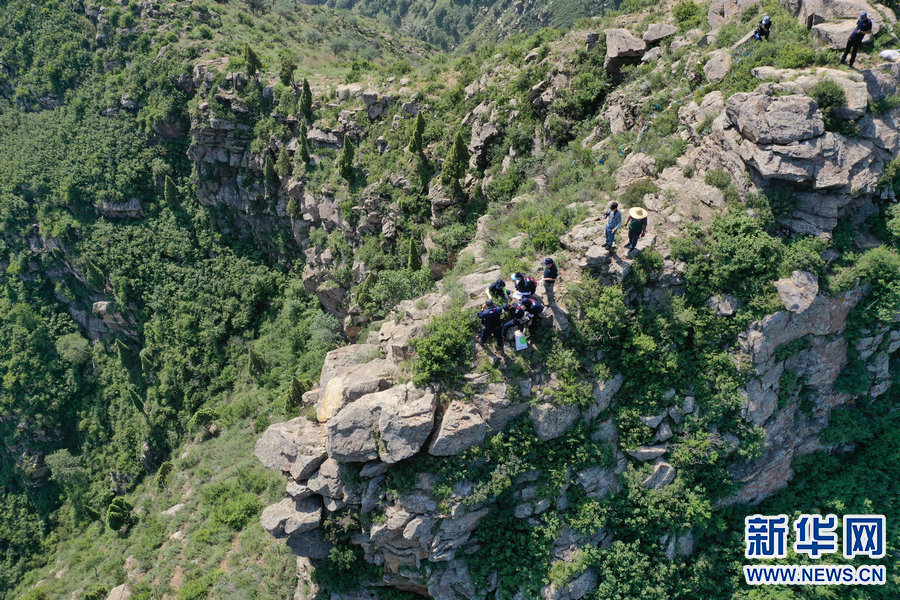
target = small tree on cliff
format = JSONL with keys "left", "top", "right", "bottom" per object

{"left": 286, "top": 197, "right": 299, "bottom": 219}
{"left": 337, "top": 137, "right": 354, "bottom": 182}
{"left": 279, "top": 56, "right": 296, "bottom": 86}
{"left": 285, "top": 376, "right": 308, "bottom": 415}
{"left": 264, "top": 154, "right": 280, "bottom": 194}
{"left": 297, "top": 121, "right": 311, "bottom": 164}
{"left": 408, "top": 112, "right": 425, "bottom": 154}
{"left": 407, "top": 238, "right": 422, "bottom": 271}
{"left": 275, "top": 146, "right": 292, "bottom": 179}
{"left": 164, "top": 175, "right": 178, "bottom": 207}
{"left": 440, "top": 131, "right": 469, "bottom": 194}
{"left": 243, "top": 43, "right": 263, "bottom": 79}
{"left": 300, "top": 78, "right": 313, "bottom": 120}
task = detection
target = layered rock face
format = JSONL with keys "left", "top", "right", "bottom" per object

{"left": 730, "top": 273, "right": 898, "bottom": 504}
{"left": 682, "top": 66, "right": 900, "bottom": 235}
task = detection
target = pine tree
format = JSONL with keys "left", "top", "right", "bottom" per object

{"left": 278, "top": 56, "right": 296, "bottom": 86}
{"left": 129, "top": 389, "right": 145, "bottom": 414}
{"left": 264, "top": 154, "right": 280, "bottom": 193}
{"left": 115, "top": 338, "right": 129, "bottom": 364}
{"left": 298, "top": 121, "right": 311, "bottom": 164}
{"left": 407, "top": 238, "right": 422, "bottom": 271}
{"left": 247, "top": 348, "right": 267, "bottom": 376}
{"left": 408, "top": 112, "right": 425, "bottom": 153}
{"left": 286, "top": 197, "right": 299, "bottom": 219}
{"left": 337, "top": 137, "right": 354, "bottom": 181}
{"left": 285, "top": 376, "right": 307, "bottom": 415}
{"left": 163, "top": 175, "right": 178, "bottom": 206}
{"left": 356, "top": 272, "right": 376, "bottom": 311}
{"left": 85, "top": 259, "right": 105, "bottom": 289}
{"left": 440, "top": 131, "right": 469, "bottom": 193}
{"left": 275, "top": 146, "right": 292, "bottom": 179}
{"left": 300, "top": 79, "right": 313, "bottom": 120}
{"left": 243, "top": 43, "right": 262, "bottom": 79}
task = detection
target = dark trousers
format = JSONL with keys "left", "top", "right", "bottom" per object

{"left": 842, "top": 37, "right": 862, "bottom": 67}
{"left": 479, "top": 325, "right": 503, "bottom": 349}
{"left": 627, "top": 228, "right": 640, "bottom": 250}
{"left": 543, "top": 280, "right": 555, "bottom": 302}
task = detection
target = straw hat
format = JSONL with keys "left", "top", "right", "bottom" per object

{"left": 629, "top": 207, "right": 648, "bottom": 219}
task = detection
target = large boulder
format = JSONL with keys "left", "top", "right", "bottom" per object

{"left": 704, "top": 50, "right": 733, "bottom": 84}
{"left": 725, "top": 93, "right": 825, "bottom": 145}
{"left": 642, "top": 23, "right": 677, "bottom": 45}
{"left": 530, "top": 402, "right": 581, "bottom": 442}
{"left": 255, "top": 417, "right": 328, "bottom": 481}
{"left": 774, "top": 270, "right": 819, "bottom": 313}
{"left": 604, "top": 29, "right": 646, "bottom": 73}
{"left": 260, "top": 497, "right": 323, "bottom": 537}
{"left": 326, "top": 383, "right": 437, "bottom": 464}
{"left": 429, "top": 401, "right": 489, "bottom": 456}
{"left": 316, "top": 355, "right": 396, "bottom": 422}
{"left": 709, "top": 0, "right": 761, "bottom": 28}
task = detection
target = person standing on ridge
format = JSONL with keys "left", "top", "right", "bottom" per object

{"left": 753, "top": 16, "right": 772, "bottom": 41}
{"left": 541, "top": 258, "right": 557, "bottom": 302}
{"left": 477, "top": 299, "right": 505, "bottom": 352}
{"left": 623, "top": 207, "right": 648, "bottom": 255}
{"left": 841, "top": 12, "right": 873, "bottom": 68}
{"left": 601, "top": 201, "right": 621, "bottom": 250}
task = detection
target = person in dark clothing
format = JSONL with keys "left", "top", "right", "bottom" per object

{"left": 511, "top": 272, "right": 537, "bottom": 299}
{"left": 501, "top": 303, "right": 529, "bottom": 336}
{"left": 753, "top": 15, "right": 772, "bottom": 41}
{"left": 841, "top": 12, "right": 873, "bottom": 68}
{"left": 486, "top": 278, "right": 509, "bottom": 303}
{"left": 541, "top": 257, "right": 557, "bottom": 301}
{"left": 477, "top": 299, "right": 504, "bottom": 351}
{"left": 623, "top": 207, "right": 648, "bottom": 254}
{"left": 521, "top": 298, "right": 545, "bottom": 334}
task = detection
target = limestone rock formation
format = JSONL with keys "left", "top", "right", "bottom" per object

{"left": 604, "top": 29, "right": 646, "bottom": 73}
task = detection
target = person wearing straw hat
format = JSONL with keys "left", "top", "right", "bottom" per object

{"left": 623, "top": 207, "right": 648, "bottom": 254}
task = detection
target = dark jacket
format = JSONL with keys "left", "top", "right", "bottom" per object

{"left": 543, "top": 263, "right": 558, "bottom": 280}
{"left": 850, "top": 17, "right": 873, "bottom": 41}
{"left": 516, "top": 276, "right": 537, "bottom": 295}
{"left": 478, "top": 306, "right": 504, "bottom": 328}
{"left": 525, "top": 299, "right": 545, "bottom": 316}
{"left": 506, "top": 303, "right": 527, "bottom": 322}
{"left": 488, "top": 280, "right": 508, "bottom": 297}
{"left": 753, "top": 22, "right": 771, "bottom": 40}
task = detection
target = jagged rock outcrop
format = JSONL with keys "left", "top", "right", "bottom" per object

{"left": 728, "top": 282, "right": 898, "bottom": 504}
{"left": 604, "top": 29, "right": 646, "bottom": 73}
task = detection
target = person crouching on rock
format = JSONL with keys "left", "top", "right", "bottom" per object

{"left": 753, "top": 15, "right": 772, "bottom": 41}
{"left": 485, "top": 277, "right": 510, "bottom": 304}
{"left": 521, "top": 297, "right": 545, "bottom": 334}
{"left": 477, "top": 299, "right": 504, "bottom": 352}
{"left": 511, "top": 272, "right": 537, "bottom": 300}
{"left": 501, "top": 302, "right": 528, "bottom": 337}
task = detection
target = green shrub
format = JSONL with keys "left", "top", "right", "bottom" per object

{"left": 569, "top": 283, "right": 627, "bottom": 351}
{"left": 213, "top": 491, "right": 263, "bottom": 530}
{"left": 673, "top": 1, "right": 704, "bottom": 30}
{"left": 106, "top": 497, "right": 135, "bottom": 531}
{"left": 521, "top": 213, "right": 567, "bottom": 253}
{"left": 81, "top": 586, "right": 108, "bottom": 600}
{"left": 156, "top": 461, "right": 173, "bottom": 491}
{"left": 704, "top": 169, "right": 731, "bottom": 190}
{"left": 810, "top": 79, "right": 847, "bottom": 132}
{"left": 620, "top": 179, "right": 658, "bottom": 208}
{"left": 411, "top": 308, "right": 477, "bottom": 386}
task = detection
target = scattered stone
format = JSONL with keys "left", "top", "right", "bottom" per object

{"left": 625, "top": 445, "right": 667, "bottom": 461}
{"left": 774, "top": 270, "right": 819, "bottom": 313}
{"left": 706, "top": 293, "right": 741, "bottom": 316}
{"left": 161, "top": 503, "right": 185, "bottom": 516}
{"left": 642, "top": 462, "right": 677, "bottom": 489}
{"left": 530, "top": 402, "right": 581, "bottom": 442}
